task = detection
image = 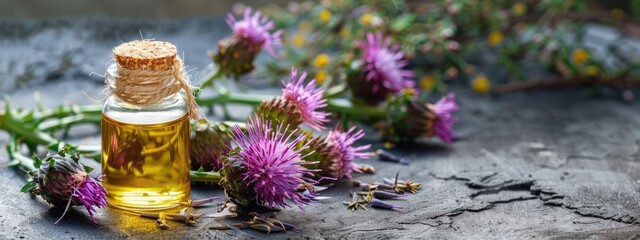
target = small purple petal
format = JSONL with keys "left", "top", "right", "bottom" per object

{"left": 370, "top": 198, "right": 403, "bottom": 210}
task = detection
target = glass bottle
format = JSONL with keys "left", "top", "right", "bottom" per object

{"left": 101, "top": 40, "right": 191, "bottom": 211}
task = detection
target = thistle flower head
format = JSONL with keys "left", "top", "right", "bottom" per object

{"left": 190, "top": 119, "right": 231, "bottom": 172}
{"left": 225, "top": 115, "right": 318, "bottom": 209}
{"left": 431, "top": 93, "right": 458, "bottom": 144}
{"left": 281, "top": 67, "right": 330, "bottom": 131}
{"left": 351, "top": 32, "right": 414, "bottom": 103}
{"left": 302, "top": 126, "right": 371, "bottom": 180}
{"left": 22, "top": 150, "right": 107, "bottom": 224}
{"left": 325, "top": 126, "right": 372, "bottom": 179}
{"left": 226, "top": 7, "right": 282, "bottom": 57}
{"left": 215, "top": 8, "right": 282, "bottom": 77}
{"left": 383, "top": 92, "right": 458, "bottom": 144}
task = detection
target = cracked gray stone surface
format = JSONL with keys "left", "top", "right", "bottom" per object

{"left": 1, "top": 18, "right": 640, "bottom": 239}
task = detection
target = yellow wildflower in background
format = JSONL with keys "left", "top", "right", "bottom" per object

{"left": 293, "top": 32, "right": 306, "bottom": 48}
{"left": 340, "top": 26, "right": 350, "bottom": 38}
{"left": 472, "top": 75, "right": 490, "bottom": 94}
{"left": 360, "top": 13, "right": 372, "bottom": 26}
{"left": 315, "top": 71, "right": 328, "bottom": 84}
{"left": 319, "top": 9, "right": 332, "bottom": 23}
{"left": 487, "top": 31, "right": 504, "bottom": 47}
{"left": 314, "top": 54, "right": 331, "bottom": 68}
{"left": 586, "top": 65, "right": 599, "bottom": 76}
{"left": 420, "top": 75, "right": 435, "bottom": 91}
{"left": 572, "top": 48, "right": 589, "bottom": 65}
{"left": 298, "top": 20, "right": 312, "bottom": 33}
{"left": 512, "top": 2, "right": 526, "bottom": 17}
{"left": 611, "top": 8, "right": 625, "bottom": 19}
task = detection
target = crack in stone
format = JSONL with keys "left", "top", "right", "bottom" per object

{"left": 470, "top": 180, "right": 534, "bottom": 198}
{"left": 433, "top": 171, "right": 640, "bottom": 225}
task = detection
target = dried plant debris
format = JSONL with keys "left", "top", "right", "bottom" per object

{"left": 232, "top": 212, "right": 301, "bottom": 233}
{"left": 347, "top": 173, "right": 422, "bottom": 211}
{"left": 138, "top": 208, "right": 203, "bottom": 229}
{"left": 377, "top": 149, "right": 411, "bottom": 165}
{"left": 343, "top": 192, "right": 369, "bottom": 211}
{"left": 187, "top": 196, "right": 222, "bottom": 207}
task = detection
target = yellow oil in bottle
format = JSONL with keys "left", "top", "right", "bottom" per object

{"left": 101, "top": 113, "right": 190, "bottom": 211}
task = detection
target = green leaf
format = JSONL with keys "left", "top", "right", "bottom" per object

{"left": 5, "top": 159, "right": 19, "bottom": 167}
{"left": 390, "top": 14, "right": 416, "bottom": 32}
{"left": 33, "top": 155, "right": 42, "bottom": 169}
{"left": 20, "top": 181, "right": 36, "bottom": 193}
{"left": 70, "top": 153, "right": 80, "bottom": 162}
{"left": 84, "top": 165, "right": 94, "bottom": 173}
{"left": 48, "top": 159, "right": 55, "bottom": 169}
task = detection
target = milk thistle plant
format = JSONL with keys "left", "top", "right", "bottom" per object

{"left": 0, "top": 0, "right": 468, "bottom": 231}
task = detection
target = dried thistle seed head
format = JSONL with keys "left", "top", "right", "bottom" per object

{"left": 190, "top": 119, "right": 231, "bottom": 171}
{"left": 22, "top": 150, "right": 107, "bottom": 224}
{"left": 256, "top": 97, "right": 303, "bottom": 130}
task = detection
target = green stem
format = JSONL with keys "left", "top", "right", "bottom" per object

{"left": 38, "top": 114, "right": 102, "bottom": 132}
{"left": 189, "top": 171, "right": 223, "bottom": 184}
{"left": 0, "top": 112, "right": 65, "bottom": 148}
{"left": 197, "top": 91, "right": 269, "bottom": 106}
{"left": 325, "top": 99, "right": 387, "bottom": 119}
{"left": 15, "top": 152, "right": 36, "bottom": 172}
{"left": 34, "top": 105, "right": 103, "bottom": 120}
{"left": 200, "top": 67, "right": 224, "bottom": 90}
{"left": 197, "top": 90, "right": 388, "bottom": 120}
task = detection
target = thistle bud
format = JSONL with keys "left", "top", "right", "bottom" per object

{"left": 214, "top": 37, "right": 263, "bottom": 77}
{"left": 190, "top": 119, "right": 231, "bottom": 172}
{"left": 256, "top": 97, "right": 303, "bottom": 130}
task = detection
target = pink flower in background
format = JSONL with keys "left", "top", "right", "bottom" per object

{"left": 356, "top": 32, "right": 415, "bottom": 96}
{"left": 226, "top": 7, "right": 282, "bottom": 57}
{"left": 432, "top": 93, "right": 458, "bottom": 144}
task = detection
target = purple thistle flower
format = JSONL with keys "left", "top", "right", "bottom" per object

{"left": 229, "top": 115, "right": 318, "bottom": 209}
{"left": 355, "top": 32, "right": 414, "bottom": 97}
{"left": 325, "top": 126, "right": 372, "bottom": 179}
{"left": 71, "top": 175, "right": 108, "bottom": 222}
{"left": 431, "top": 93, "right": 458, "bottom": 144}
{"left": 24, "top": 152, "right": 107, "bottom": 224}
{"left": 383, "top": 91, "right": 458, "bottom": 143}
{"left": 226, "top": 7, "right": 282, "bottom": 57}
{"left": 281, "top": 67, "right": 330, "bottom": 131}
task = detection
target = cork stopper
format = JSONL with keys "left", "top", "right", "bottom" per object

{"left": 113, "top": 40, "right": 177, "bottom": 70}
